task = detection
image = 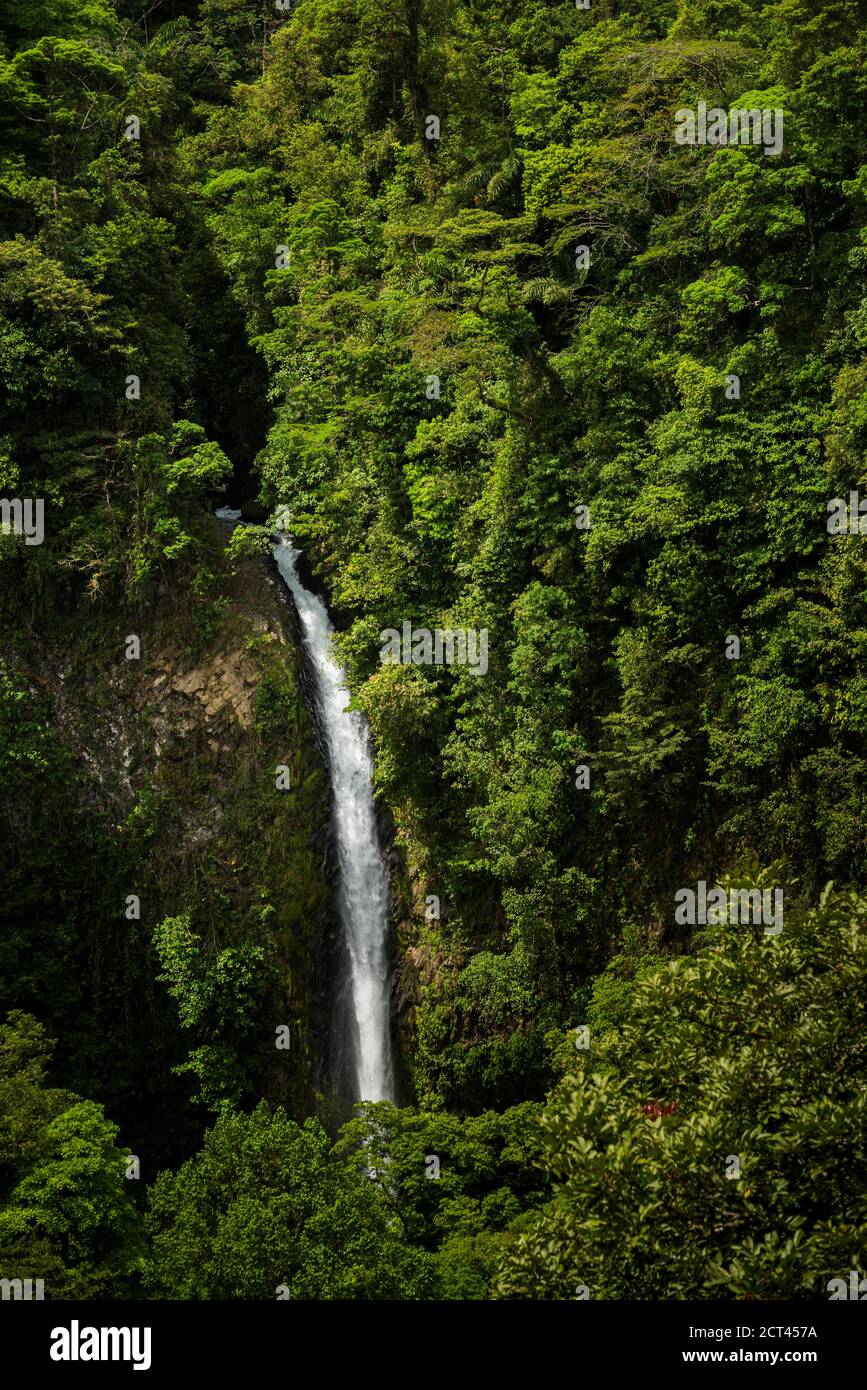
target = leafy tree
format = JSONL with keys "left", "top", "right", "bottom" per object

{"left": 496, "top": 872, "right": 867, "bottom": 1299}
{"left": 144, "top": 1102, "right": 434, "bottom": 1298}
{"left": 0, "top": 1011, "right": 142, "bottom": 1298}
{"left": 153, "top": 913, "right": 273, "bottom": 1112}
{"left": 337, "top": 1098, "right": 547, "bottom": 1297}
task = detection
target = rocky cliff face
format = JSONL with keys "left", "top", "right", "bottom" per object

{"left": 0, "top": 519, "right": 336, "bottom": 1167}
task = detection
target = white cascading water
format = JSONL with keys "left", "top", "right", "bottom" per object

{"left": 217, "top": 508, "right": 394, "bottom": 1100}
{"left": 269, "top": 533, "right": 394, "bottom": 1103}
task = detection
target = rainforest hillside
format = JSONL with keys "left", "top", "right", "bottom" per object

{"left": 1, "top": 0, "right": 866, "bottom": 1301}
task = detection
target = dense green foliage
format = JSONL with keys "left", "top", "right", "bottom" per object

{"left": 191, "top": 0, "right": 867, "bottom": 1109}
{"left": 1, "top": 0, "right": 866, "bottom": 1301}
{"left": 0, "top": 0, "right": 331, "bottom": 1167}
{"left": 0, "top": 1012, "right": 141, "bottom": 1297}
{"left": 498, "top": 872, "right": 867, "bottom": 1299}
{"left": 144, "top": 1102, "right": 435, "bottom": 1298}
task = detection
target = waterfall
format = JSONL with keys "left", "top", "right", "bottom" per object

{"left": 216, "top": 509, "right": 394, "bottom": 1100}
{"left": 270, "top": 537, "right": 393, "bottom": 1102}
